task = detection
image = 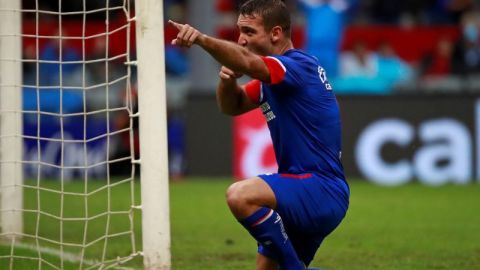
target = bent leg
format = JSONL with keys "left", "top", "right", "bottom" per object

{"left": 226, "top": 177, "right": 276, "bottom": 219}
{"left": 226, "top": 177, "right": 303, "bottom": 270}
{"left": 258, "top": 173, "right": 350, "bottom": 267}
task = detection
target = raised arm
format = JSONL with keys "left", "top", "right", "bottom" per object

{"left": 216, "top": 66, "right": 258, "bottom": 115}
{"left": 168, "top": 20, "right": 271, "bottom": 82}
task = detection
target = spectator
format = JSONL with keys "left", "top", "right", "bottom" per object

{"left": 419, "top": 36, "right": 462, "bottom": 92}
{"left": 334, "top": 40, "right": 412, "bottom": 94}
{"left": 421, "top": 36, "right": 454, "bottom": 77}
{"left": 298, "top": 0, "right": 358, "bottom": 77}
{"left": 375, "top": 41, "right": 413, "bottom": 88}
{"left": 452, "top": 10, "right": 480, "bottom": 75}
{"left": 23, "top": 32, "right": 84, "bottom": 114}
{"left": 165, "top": 0, "right": 188, "bottom": 180}
{"left": 339, "top": 40, "right": 377, "bottom": 77}
{"left": 85, "top": 37, "right": 126, "bottom": 111}
{"left": 334, "top": 40, "right": 385, "bottom": 94}
{"left": 167, "top": 111, "right": 186, "bottom": 180}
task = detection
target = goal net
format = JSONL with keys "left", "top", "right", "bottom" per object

{"left": 0, "top": 0, "right": 170, "bottom": 269}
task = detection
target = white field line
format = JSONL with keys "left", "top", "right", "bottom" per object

{"left": 13, "top": 242, "right": 97, "bottom": 265}
{"left": 12, "top": 242, "right": 137, "bottom": 270}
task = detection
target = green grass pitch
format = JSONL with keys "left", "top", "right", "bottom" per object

{"left": 1, "top": 178, "right": 479, "bottom": 269}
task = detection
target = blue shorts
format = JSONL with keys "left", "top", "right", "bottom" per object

{"left": 257, "top": 172, "right": 350, "bottom": 266}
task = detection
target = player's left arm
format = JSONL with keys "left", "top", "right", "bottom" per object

{"left": 168, "top": 20, "right": 271, "bottom": 83}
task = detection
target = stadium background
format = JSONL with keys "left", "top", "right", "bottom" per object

{"left": 20, "top": 0, "right": 480, "bottom": 185}
{"left": 11, "top": 0, "right": 480, "bottom": 269}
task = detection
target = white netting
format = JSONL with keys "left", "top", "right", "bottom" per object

{"left": 0, "top": 0, "right": 143, "bottom": 269}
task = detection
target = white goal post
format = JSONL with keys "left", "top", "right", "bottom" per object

{"left": 0, "top": 0, "right": 24, "bottom": 241}
{"left": 0, "top": 0, "right": 171, "bottom": 269}
{"left": 134, "top": 0, "right": 172, "bottom": 269}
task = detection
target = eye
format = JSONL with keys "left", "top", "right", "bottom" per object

{"left": 240, "top": 27, "right": 255, "bottom": 36}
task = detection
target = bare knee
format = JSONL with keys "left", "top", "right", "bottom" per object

{"left": 226, "top": 182, "right": 250, "bottom": 211}
{"left": 225, "top": 178, "right": 277, "bottom": 218}
{"left": 226, "top": 181, "right": 262, "bottom": 218}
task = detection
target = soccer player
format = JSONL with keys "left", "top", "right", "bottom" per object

{"left": 169, "top": 0, "right": 349, "bottom": 269}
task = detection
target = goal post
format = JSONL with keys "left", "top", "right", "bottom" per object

{"left": 134, "top": 0, "right": 172, "bottom": 269}
{"left": 0, "top": 0, "right": 171, "bottom": 269}
{"left": 0, "top": 0, "right": 23, "bottom": 240}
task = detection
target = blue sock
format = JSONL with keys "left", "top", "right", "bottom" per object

{"left": 239, "top": 207, "right": 304, "bottom": 270}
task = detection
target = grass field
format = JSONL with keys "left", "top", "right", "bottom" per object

{"left": 1, "top": 178, "right": 479, "bottom": 269}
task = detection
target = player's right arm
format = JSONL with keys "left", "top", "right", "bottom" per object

{"left": 216, "top": 66, "right": 258, "bottom": 116}
{"left": 168, "top": 20, "right": 271, "bottom": 82}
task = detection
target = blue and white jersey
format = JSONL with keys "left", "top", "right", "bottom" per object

{"left": 244, "top": 49, "right": 344, "bottom": 180}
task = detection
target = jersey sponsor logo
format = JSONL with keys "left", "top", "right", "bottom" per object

{"left": 264, "top": 111, "right": 276, "bottom": 122}
{"left": 260, "top": 102, "right": 271, "bottom": 112}
{"left": 260, "top": 102, "right": 276, "bottom": 122}
{"left": 318, "top": 66, "right": 332, "bottom": 90}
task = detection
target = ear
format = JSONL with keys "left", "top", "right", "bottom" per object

{"left": 270, "top": 26, "right": 283, "bottom": 43}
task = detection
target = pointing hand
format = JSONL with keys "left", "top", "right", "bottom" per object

{"left": 168, "top": 20, "right": 203, "bottom": 48}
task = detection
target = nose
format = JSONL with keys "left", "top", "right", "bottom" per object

{"left": 237, "top": 34, "right": 247, "bottom": 47}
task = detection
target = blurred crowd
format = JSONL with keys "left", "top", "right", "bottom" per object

{"left": 22, "top": 0, "right": 480, "bottom": 96}
{"left": 210, "top": 0, "right": 480, "bottom": 94}
{"left": 20, "top": 0, "right": 480, "bottom": 178}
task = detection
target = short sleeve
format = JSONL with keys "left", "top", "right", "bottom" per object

{"left": 261, "top": 55, "right": 303, "bottom": 87}
{"left": 243, "top": 79, "right": 262, "bottom": 104}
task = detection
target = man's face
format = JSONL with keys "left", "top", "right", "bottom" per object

{"left": 237, "top": 14, "right": 272, "bottom": 56}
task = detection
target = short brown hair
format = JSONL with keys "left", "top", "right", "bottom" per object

{"left": 239, "top": 0, "right": 291, "bottom": 37}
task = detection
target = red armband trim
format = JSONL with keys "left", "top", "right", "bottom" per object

{"left": 243, "top": 79, "right": 261, "bottom": 104}
{"left": 261, "top": 56, "right": 286, "bottom": 84}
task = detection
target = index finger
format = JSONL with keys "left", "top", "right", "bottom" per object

{"left": 168, "top": 20, "right": 182, "bottom": 30}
